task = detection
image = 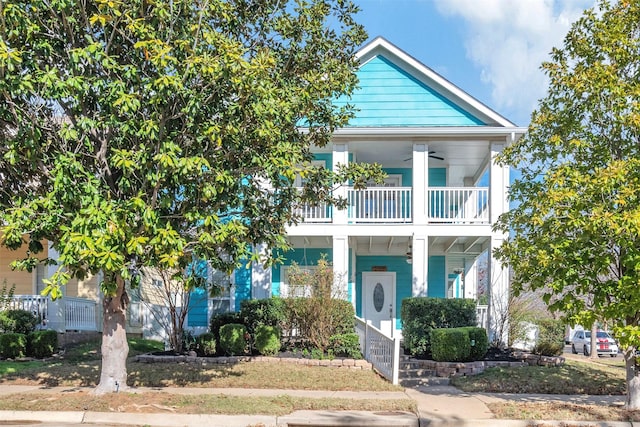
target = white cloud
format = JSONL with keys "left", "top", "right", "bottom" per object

{"left": 433, "top": 0, "right": 594, "bottom": 124}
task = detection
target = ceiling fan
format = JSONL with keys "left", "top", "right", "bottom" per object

{"left": 404, "top": 151, "right": 444, "bottom": 161}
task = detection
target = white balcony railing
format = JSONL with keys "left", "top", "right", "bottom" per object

{"left": 295, "top": 187, "right": 490, "bottom": 224}
{"left": 428, "top": 187, "right": 489, "bottom": 223}
{"left": 355, "top": 316, "right": 400, "bottom": 385}
{"left": 348, "top": 187, "right": 412, "bottom": 223}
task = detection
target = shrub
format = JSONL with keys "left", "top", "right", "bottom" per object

{"left": 240, "top": 298, "right": 286, "bottom": 334}
{"left": 0, "top": 333, "right": 27, "bottom": 359}
{"left": 0, "top": 309, "right": 39, "bottom": 335}
{"left": 401, "top": 297, "right": 477, "bottom": 358}
{"left": 254, "top": 325, "right": 281, "bottom": 356}
{"left": 532, "top": 318, "right": 565, "bottom": 356}
{"left": 196, "top": 332, "right": 216, "bottom": 356}
{"left": 27, "top": 330, "right": 58, "bottom": 358}
{"left": 463, "top": 327, "right": 489, "bottom": 361}
{"left": 430, "top": 328, "right": 471, "bottom": 362}
{"left": 329, "top": 333, "right": 362, "bottom": 359}
{"left": 209, "top": 312, "right": 241, "bottom": 345}
{"left": 219, "top": 323, "right": 248, "bottom": 356}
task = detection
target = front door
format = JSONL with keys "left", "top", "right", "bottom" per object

{"left": 362, "top": 272, "right": 396, "bottom": 337}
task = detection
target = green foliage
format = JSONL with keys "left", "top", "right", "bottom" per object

{"left": 240, "top": 298, "right": 286, "bottom": 335}
{"left": 219, "top": 323, "right": 248, "bottom": 356}
{"left": 0, "top": 0, "right": 381, "bottom": 387}
{"left": 254, "top": 325, "right": 281, "bottom": 356}
{"left": 0, "top": 310, "right": 39, "bottom": 335}
{"left": 329, "top": 333, "right": 362, "bottom": 359}
{"left": 532, "top": 318, "right": 565, "bottom": 357}
{"left": 196, "top": 332, "right": 217, "bottom": 357}
{"left": 401, "top": 297, "right": 477, "bottom": 357}
{"left": 463, "top": 327, "right": 489, "bottom": 361}
{"left": 209, "top": 312, "right": 242, "bottom": 347}
{"left": 27, "top": 330, "right": 58, "bottom": 359}
{"left": 493, "top": 0, "right": 640, "bottom": 356}
{"left": 431, "top": 328, "right": 471, "bottom": 362}
{"left": 0, "top": 333, "right": 27, "bottom": 359}
{"left": 0, "top": 281, "right": 16, "bottom": 311}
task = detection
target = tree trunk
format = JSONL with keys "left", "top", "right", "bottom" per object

{"left": 92, "top": 275, "right": 130, "bottom": 395}
{"left": 625, "top": 349, "right": 640, "bottom": 409}
{"left": 590, "top": 323, "right": 598, "bottom": 359}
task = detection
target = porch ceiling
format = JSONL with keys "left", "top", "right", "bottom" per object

{"left": 286, "top": 235, "right": 489, "bottom": 257}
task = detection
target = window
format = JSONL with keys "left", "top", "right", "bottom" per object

{"left": 209, "top": 268, "right": 234, "bottom": 314}
{"left": 280, "top": 266, "right": 317, "bottom": 298}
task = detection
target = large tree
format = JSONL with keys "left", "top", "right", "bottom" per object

{"left": 0, "top": 0, "right": 381, "bottom": 394}
{"left": 494, "top": 0, "right": 640, "bottom": 408}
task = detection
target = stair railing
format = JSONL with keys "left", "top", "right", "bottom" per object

{"left": 354, "top": 316, "right": 400, "bottom": 385}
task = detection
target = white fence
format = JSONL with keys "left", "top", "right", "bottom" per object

{"left": 355, "top": 316, "right": 400, "bottom": 385}
{"left": 476, "top": 304, "right": 488, "bottom": 330}
{"left": 4, "top": 295, "right": 98, "bottom": 332}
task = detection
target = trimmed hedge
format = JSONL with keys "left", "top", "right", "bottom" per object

{"left": 209, "top": 312, "right": 242, "bottom": 346}
{"left": 219, "top": 323, "right": 248, "bottom": 356}
{"left": 0, "top": 309, "right": 39, "bottom": 334}
{"left": 196, "top": 332, "right": 217, "bottom": 356}
{"left": 0, "top": 333, "right": 27, "bottom": 359}
{"left": 240, "top": 298, "right": 286, "bottom": 334}
{"left": 27, "top": 330, "right": 58, "bottom": 358}
{"left": 401, "top": 297, "right": 477, "bottom": 358}
{"left": 430, "top": 327, "right": 488, "bottom": 362}
{"left": 254, "top": 325, "right": 281, "bottom": 356}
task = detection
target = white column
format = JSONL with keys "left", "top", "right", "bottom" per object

{"left": 488, "top": 140, "right": 510, "bottom": 344}
{"left": 46, "top": 242, "right": 65, "bottom": 332}
{"left": 411, "top": 235, "right": 428, "bottom": 297}
{"left": 332, "top": 143, "right": 349, "bottom": 224}
{"left": 251, "top": 243, "right": 272, "bottom": 299}
{"left": 412, "top": 143, "right": 429, "bottom": 224}
{"left": 489, "top": 142, "right": 509, "bottom": 223}
{"left": 333, "top": 235, "right": 349, "bottom": 299}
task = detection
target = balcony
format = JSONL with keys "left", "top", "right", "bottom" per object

{"left": 297, "top": 187, "right": 490, "bottom": 224}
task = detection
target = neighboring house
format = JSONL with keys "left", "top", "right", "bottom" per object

{"left": 1, "top": 37, "right": 526, "bottom": 343}
{"left": 185, "top": 37, "right": 526, "bottom": 341}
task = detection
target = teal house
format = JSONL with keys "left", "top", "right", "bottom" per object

{"left": 186, "top": 37, "right": 526, "bottom": 340}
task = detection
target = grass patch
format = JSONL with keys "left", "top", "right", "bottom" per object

{"left": 0, "top": 338, "right": 399, "bottom": 392}
{"left": 0, "top": 391, "right": 415, "bottom": 416}
{"left": 0, "top": 360, "right": 44, "bottom": 376}
{"left": 451, "top": 359, "right": 626, "bottom": 395}
{"left": 489, "top": 402, "right": 640, "bottom": 422}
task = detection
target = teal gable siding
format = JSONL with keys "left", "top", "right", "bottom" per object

{"left": 271, "top": 248, "right": 333, "bottom": 297}
{"left": 428, "top": 256, "right": 446, "bottom": 298}
{"left": 340, "top": 56, "right": 485, "bottom": 127}
{"left": 234, "top": 264, "right": 252, "bottom": 311}
{"left": 356, "top": 256, "right": 411, "bottom": 330}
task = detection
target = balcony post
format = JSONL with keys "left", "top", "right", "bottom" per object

{"left": 412, "top": 143, "right": 428, "bottom": 224}
{"left": 411, "top": 235, "right": 428, "bottom": 297}
{"left": 46, "top": 242, "right": 66, "bottom": 332}
{"left": 332, "top": 143, "right": 349, "bottom": 224}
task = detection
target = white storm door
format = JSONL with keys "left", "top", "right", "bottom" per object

{"left": 362, "top": 272, "right": 396, "bottom": 337}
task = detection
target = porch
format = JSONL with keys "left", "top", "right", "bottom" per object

{"left": 296, "top": 186, "right": 490, "bottom": 224}
{"left": 4, "top": 295, "right": 99, "bottom": 332}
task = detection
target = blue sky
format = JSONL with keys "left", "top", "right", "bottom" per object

{"left": 354, "top": 0, "right": 595, "bottom": 127}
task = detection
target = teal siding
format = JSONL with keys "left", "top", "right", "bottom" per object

{"left": 271, "top": 249, "right": 333, "bottom": 297}
{"left": 313, "top": 153, "right": 332, "bottom": 168}
{"left": 188, "top": 287, "right": 208, "bottom": 327}
{"left": 428, "top": 256, "right": 446, "bottom": 298}
{"left": 339, "top": 56, "right": 485, "bottom": 127}
{"left": 429, "top": 168, "right": 446, "bottom": 187}
{"left": 384, "top": 168, "right": 412, "bottom": 186}
{"left": 234, "top": 264, "right": 252, "bottom": 311}
{"left": 356, "top": 256, "right": 412, "bottom": 330}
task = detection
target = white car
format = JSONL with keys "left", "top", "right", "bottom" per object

{"left": 571, "top": 330, "right": 619, "bottom": 357}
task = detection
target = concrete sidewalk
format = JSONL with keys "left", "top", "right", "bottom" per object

{"left": 0, "top": 384, "right": 633, "bottom": 427}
